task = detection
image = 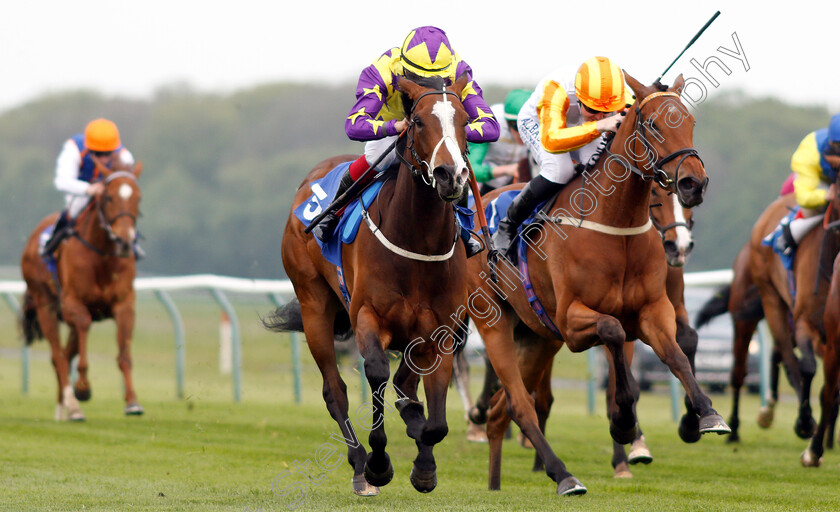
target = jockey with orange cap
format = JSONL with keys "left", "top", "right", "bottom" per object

{"left": 493, "top": 57, "right": 631, "bottom": 256}
{"left": 41, "top": 118, "right": 142, "bottom": 258}
{"left": 310, "top": 26, "right": 500, "bottom": 256}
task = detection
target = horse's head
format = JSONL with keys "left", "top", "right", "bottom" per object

{"left": 96, "top": 161, "right": 143, "bottom": 258}
{"left": 620, "top": 72, "right": 708, "bottom": 208}
{"left": 397, "top": 73, "right": 471, "bottom": 201}
{"left": 650, "top": 185, "right": 694, "bottom": 266}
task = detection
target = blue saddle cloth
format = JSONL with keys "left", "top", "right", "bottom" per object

{"left": 294, "top": 162, "right": 476, "bottom": 269}
{"left": 762, "top": 207, "right": 799, "bottom": 271}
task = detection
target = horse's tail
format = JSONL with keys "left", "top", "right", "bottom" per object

{"left": 694, "top": 285, "right": 731, "bottom": 329}
{"left": 263, "top": 298, "right": 354, "bottom": 341}
{"left": 20, "top": 290, "right": 43, "bottom": 345}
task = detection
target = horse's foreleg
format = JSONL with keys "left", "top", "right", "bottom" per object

{"left": 802, "top": 318, "right": 840, "bottom": 466}
{"left": 113, "top": 297, "right": 142, "bottom": 415}
{"left": 792, "top": 321, "right": 819, "bottom": 439}
{"left": 729, "top": 317, "right": 759, "bottom": 440}
{"left": 355, "top": 307, "right": 394, "bottom": 488}
{"left": 470, "top": 354, "right": 500, "bottom": 425}
{"left": 530, "top": 357, "right": 554, "bottom": 472}
{"left": 478, "top": 313, "right": 582, "bottom": 495}
{"left": 564, "top": 301, "right": 637, "bottom": 446}
{"left": 62, "top": 298, "right": 93, "bottom": 403}
{"left": 637, "top": 299, "right": 729, "bottom": 440}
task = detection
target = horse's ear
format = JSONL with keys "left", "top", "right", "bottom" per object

{"left": 450, "top": 72, "right": 470, "bottom": 97}
{"left": 133, "top": 160, "right": 143, "bottom": 178}
{"left": 623, "top": 70, "right": 648, "bottom": 100}
{"left": 397, "top": 75, "right": 422, "bottom": 100}
{"left": 669, "top": 74, "right": 686, "bottom": 94}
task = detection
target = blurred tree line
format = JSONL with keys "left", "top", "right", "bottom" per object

{"left": 0, "top": 83, "right": 830, "bottom": 278}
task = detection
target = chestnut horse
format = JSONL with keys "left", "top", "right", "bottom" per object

{"left": 803, "top": 226, "right": 840, "bottom": 466}
{"left": 467, "top": 73, "right": 729, "bottom": 495}
{"left": 20, "top": 161, "right": 143, "bottom": 421}
{"left": 747, "top": 186, "right": 840, "bottom": 442}
{"left": 266, "top": 75, "right": 474, "bottom": 496}
{"left": 463, "top": 182, "right": 698, "bottom": 477}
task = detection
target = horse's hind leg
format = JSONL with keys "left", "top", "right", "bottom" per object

{"left": 530, "top": 356, "right": 554, "bottom": 472}
{"left": 452, "top": 348, "right": 486, "bottom": 442}
{"left": 34, "top": 299, "right": 83, "bottom": 421}
{"left": 301, "top": 301, "right": 373, "bottom": 496}
{"left": 728, "top": 317, "right": 760, "bottom": 441}
{"left": 114, "top": 298, "right": 143, "bottom": 415}
{"left": 470, "top": 353, "right": 500, "bottom": 425}
{"left": 792, "top": 320, "right": 819, "bottom": 439}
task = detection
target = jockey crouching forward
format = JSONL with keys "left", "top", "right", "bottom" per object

{"left": 773, "top": 113, "right": 840, "bottom": 256}
{"left": 41, "top": 118, "right": 144, "bottom": 260}
{"left": 492, "top": 56, "right": 631, "bottom": 257}
{"left": 310, "top": 25, "right": 500, "bottom": 257}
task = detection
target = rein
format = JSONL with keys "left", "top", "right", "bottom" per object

{"left": 604, "top": 91, "right": 703, "bottom": 191}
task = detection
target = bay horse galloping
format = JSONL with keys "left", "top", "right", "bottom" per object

{"left": 266, "top": 75, "right": 474, "bottom": 496}
{"left": 748, "top": 186, "right": 840, "bottom": 445}
{"left": 468, "top": 73, "right": 729, "bottom": 495}
{"left": 21, "top": 161, "right": 144, "bottom": 421}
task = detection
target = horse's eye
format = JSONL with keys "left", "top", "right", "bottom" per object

{"left": 413, "top": 117, "right": 422, "bottom": 127}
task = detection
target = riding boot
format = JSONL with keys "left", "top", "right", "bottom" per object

{"left": 774, "top": 223, "right": 797, "bottom": 257}
{"left": 40, "top": 211, "right": 71, "bottom": 258}
{"left": 492, "top": 175, "right": 563, "bottom": 258}
{"left": 456, "top": 190, "right": 483, "bottom": 258}
{"left": 311, "top": 169, "right": 357, "bottom": 244}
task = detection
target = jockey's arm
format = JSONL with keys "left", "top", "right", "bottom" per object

{"left": 538, "top": 82, "right": 601, "bottom": 153}
{"left": 345, "top": 60, "right": 401, "bottom": 142}
{"left": 54, "top": 139, "right": 88, "bottom": 196}
{"left": 455, "top": 62, "right": 499, "bottom": 144}
{"left": 791, "top": 132, "right": 828, "bottom": 209}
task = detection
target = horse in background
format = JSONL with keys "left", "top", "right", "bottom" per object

{"left": 21, "top": 161, "right": 144, "bottom": 421}
{"left": 266, "top": 74, "right": 475, "bottom": 496}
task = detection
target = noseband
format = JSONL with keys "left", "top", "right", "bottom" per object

{"left": 397, "top": 89, "right": 466, "bottom": 188}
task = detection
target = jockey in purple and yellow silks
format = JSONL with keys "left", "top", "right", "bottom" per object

{"left": 773, "top": 113, "right": 840, "bottom": 255}
{"left": 310, "top": 26, "right": 500, "bottom": 255}
{"left": 492, "top": 56, "right": 632, "bottom": 256}
{"left": 40, "top": 118, "right": 143, "bottom": 259}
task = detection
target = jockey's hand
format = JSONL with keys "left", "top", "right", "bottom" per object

{"left": 86, "top": 182, "right": 105, "bottom": 197}
{"left": 596, "top": 113, "right": 623, "bottom": 133}
{"left": 492, "top": 164, "right": 519, "bottom": 178}
{"left": 394, "top": 118, "right": 409, "bottom": 133}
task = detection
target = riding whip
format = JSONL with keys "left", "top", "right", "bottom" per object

{"left": 465, "top": 159, "right": 499, "bottom": 282}
{"left": 304, "top": 129, "right": 407, "bottom": 234}
{"left": 654, "top": 11, "right": 721, "bottom": 87}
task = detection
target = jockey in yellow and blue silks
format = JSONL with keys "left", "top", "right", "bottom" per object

{"left": 492, "top": 57, "right": 631, "bottom": 256}
{"left": 310, "top": 26, "right": 500, "bottom": 256}
{"left": 773, "top": 113, "right": 840, "bottom": 255}
{"left": 41, "top": 118, "right": 143, "bottom": 259}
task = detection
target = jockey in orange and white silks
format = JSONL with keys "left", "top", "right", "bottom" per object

{"left": 311, "top": 26, "right": 500, "bottom": 255}
{"left": 41, "top": 118, "right": 138, "bottom": 258}
{"left": 772, "top": 113, "right": 840, "bottom": 255}
{"left": 492, "top": 56, "right": 631, "bottom": 257}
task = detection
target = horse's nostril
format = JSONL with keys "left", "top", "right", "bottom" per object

{"left": 687, "top": 241, "right": 695, "bottom": 254}
{"left": 663, "top": 240, "right": 678, "bottom": 255}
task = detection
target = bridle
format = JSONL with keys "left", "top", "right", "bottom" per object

{"left": 608, "top": 91, "right": 705, "bottom": 191}
{"left": 397, "top": 88, "right": 466, "bottom": 188}
{"left": 650, "top": 198, "right": 695, "bottom": 242}
{"left": 79, "top": 171, "right": 139, "bottom": 256}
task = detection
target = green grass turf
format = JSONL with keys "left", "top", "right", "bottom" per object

{"left": 1, "top": 295, "right": 839, "bottom": 511}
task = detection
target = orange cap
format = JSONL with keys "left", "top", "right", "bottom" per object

{"left": 84, "top": 118, "right": 121, "bottom": 152}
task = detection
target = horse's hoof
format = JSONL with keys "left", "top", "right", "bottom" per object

{"left": 468, "top": 406, "right": 487, "bottom": 425}
{"left": 800, "top": 449, "right": 823, "bottom": 468}
{"left": 678, "top": 414, "right": 701, "bottom": 443}
{"left": 74, "top": 387, "right": 91, "bottom": 402}
{"left": 699, "top": 414, "right": 731, "bottom": 435}
{"left": 613, "top": 462, "right": 633, "bottom": 479}
{"left": 364, "top": 454, "right": 394, "bottom": 487}
{"left": 68, "top": 410, "right": 86, "bottom": 422}
{"left": 125, "top": 403, "right": 145, "bottom": 416}
{"left": 466, "top": 422, "right": 488, "bottom": 443}
{"left": 726, "top": 432, "right": 741, "bottom": 444}
{"left": 409, "top": 465, "right": 437, "bottom": 493}
{"left": 556, "top": 476, "right": 587, "bottom": 496}
{"left": 55, "top": 404, "right": 68, "bottom": 421}
{"left": 794, "top": 416, "right": 817, "bottom": 440}
{"left": 610, "top": 420, "right": 638, "bottom": 445}
{"left": 757, "top": 403, "right": 775, "bottom": 429}
{"left": 352, "top": 474, "right": 379, "bottom": 496}
{"left": 628, "top": 437, "right": 653, "bottom": 465}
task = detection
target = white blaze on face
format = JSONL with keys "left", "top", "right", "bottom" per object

{"left": 118, "top": 183, "right": 133, "bottom": 200}
{"left": 672, "top": 194, "right": 693, "bottom": 253}
{"left": 431, "top": 93, "right": 468, "bottom": 175}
